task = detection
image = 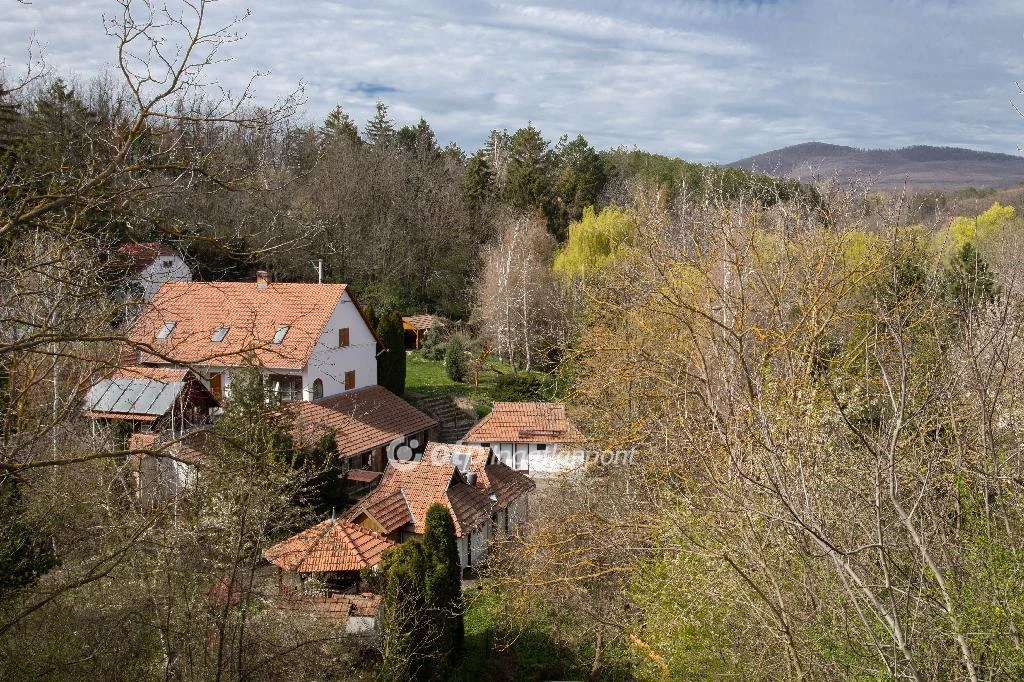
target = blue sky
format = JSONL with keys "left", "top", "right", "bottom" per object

{"left": 4, "top": 0, "right": 1024, "bottom": 163}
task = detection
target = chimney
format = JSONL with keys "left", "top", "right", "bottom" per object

{"left": 256, "top": 270, "right": 269, "bottom": 289}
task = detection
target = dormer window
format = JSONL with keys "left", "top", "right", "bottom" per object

{"left": 271, "top": 325, "right": 289, "bottom": 345}
{"left": 211, "top": 326, "right": 230, "bottom": 342}
{"left": 156, "top": 321, "right": 176, "bottom": 340}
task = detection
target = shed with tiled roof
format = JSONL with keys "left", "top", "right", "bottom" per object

{"left": 463, "top": 402, "right": 586, "bottom": 476}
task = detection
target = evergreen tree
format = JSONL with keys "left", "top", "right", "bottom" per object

{"left": 376, "top": 311, "right": 406, "bottom": 395}
{"left": 943, "top": 241, "right": 998, "bottom": 316}
{"left": 379, "top": 541, "right": 429, "bottom": 681}
{"left": 506, "top": 124, "right": 553, "bottom": 216}
{"left": 444, "top": 335, "right": 465, "bottom": 382}
{"left": 364, "top": 100, "right": 396, "bottom": 147}
{"left": 321, "top": 105, "right": 361, "bottom": 146}
{"left": 462, "top": 150, "right": 493, "bottom": 215}
{"left": 397, "top": 117, "right": 438, "bottom": 157}
{"left": 422, "top": 503, "right": 464, "bottom": 675}
{"left": 363, "top": 303, "right": 379, "bottom": 333}
{"left": 552, "top": 134, "right": 608, "bottom": 236}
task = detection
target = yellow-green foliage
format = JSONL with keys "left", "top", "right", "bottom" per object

{"left": 553, "top": 205, "right": 635, "bottom": 279}
{"left": 939, "top": 202, "right": 1016, "bottom": 259}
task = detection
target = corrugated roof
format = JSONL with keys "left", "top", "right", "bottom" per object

{"left": 83, "top": 377, "right": 184, "bottom": 417}
{"left": 463, "top": 402, "right": 585, "bottom": 444}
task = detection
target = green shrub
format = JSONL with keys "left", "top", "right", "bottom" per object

{"left": 444, "top": 336, "right": 466, "bottom": 382}
{"left": 489, "top": 373, "right": 551, "bottom": 402}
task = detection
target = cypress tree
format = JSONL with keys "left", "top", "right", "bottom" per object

{"left": 422, "top": 503, "right": 464, "bottom": 675}
{"left": 379, "top": 541, "right": 429, "bottom": 681}
{"left": 444, "top": 336, "right": 465, "bottom": 382}
{"left": 376, "top": 311, "right": 406, "bottom": 395}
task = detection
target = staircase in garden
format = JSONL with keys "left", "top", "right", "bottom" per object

{"left": 415, "top": 395, "right": 478, "bottom": 443}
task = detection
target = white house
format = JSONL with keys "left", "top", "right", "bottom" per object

{"left": 116, "top": 242, "right": 193, "bottom": 302}
{"left": 462, "top": 402, "right": 586, "bottom": 476}
{"left": 127, "top": 271, "right": 380, "bottom": 403}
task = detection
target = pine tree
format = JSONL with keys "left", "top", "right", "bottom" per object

{"left": 462, "top": 150, "right": 493, "bottom": 215}
{"left": 364, "top": 100, "right": 396, "bottom": 147}
{"left": 422, "top": 503, "right": 464, "bottom": 675}
{"left": 506, "top": 124, "right": 553, "bottom": 215}
{"left": 397, "top": 117, "right": 438, "bottom": 157}
{"left": 376, "top": 311, "right": 406, "bottom": 395}
{"left": 321, "top": 105, "right": 361, "bottom": 146}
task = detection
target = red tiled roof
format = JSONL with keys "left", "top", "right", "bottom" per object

{"left": 362, "top": 490, "right": 413, "bottom": 533}
{"left": 113, "top": 365, "right": 188, "bottom": 382}
{"left": 344, "top": 469, "right": 383, "bottom": 484}
{"left": 463, "top": 402, "right": 584, "bottom": 444}
{"left": 276, "top": 592, "right": 381, "bottom": 624}
{"left": 129, "top": 281, "right": 350, "bottom": 369}
{"left": 424, "top": 442, "right": 534, "bottom": 509}
{"left": 347, "top": 460, "right": 491, "bottom": 537}
{"left": 263, "top": 519, "right": 395, "bottom": 574}
{"left": 116, "top": 242, "right": 180, "bottom": 274}
{"left": 290, "top": 386, "right": 437, "bottom": 458}
{"left": 128, "top": 430, "right": 209, "bottom": 466}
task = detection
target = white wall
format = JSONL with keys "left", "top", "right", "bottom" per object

{"left": 488, "top": 441, "right": 584, "bottom": 476}
{"left": 138, "top": 255, "right": 192, "bottom": 301}
{"left": 302, "top": 290, "right": 378, "bottom": 400}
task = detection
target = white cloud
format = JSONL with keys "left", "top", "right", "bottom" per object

{"left": 2, "top": 0, "right": 1024, "bottom": 163}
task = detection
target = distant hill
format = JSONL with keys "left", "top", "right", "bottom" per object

{"left": 727, "top": 142, "right": 1024, "bottom": 190}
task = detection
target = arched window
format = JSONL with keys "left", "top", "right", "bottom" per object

{"left": 312, "top": 378, "right": 324, "bottom": 401}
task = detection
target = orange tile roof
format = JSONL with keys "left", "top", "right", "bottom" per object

{"left": 263, "top": 518, "right": 395, "bottom": 574}
{"left": 463, "top": 402, "right": 584, "bottom": 444}
{"left": 424, "top": 442, "right": 535, "bottom": 510}
{"left": 362, "top": 490, "right": 413, "bottom": 533}
{"left": 128, "top": 430, "right": 209, "bottom": 466}
{"left": 347, "top": 459, "right": 491, "bottom": 537}
{"left": 276, "top": 592, "right": 381, "bottom": 624}
{"left": 113, "top": 365, "right": 189, "bottom": 382}
{"left": 129, "top": 281, "right": 350, "bottom": 369}
{"left": 290, "top": 386, "right": 437, "bottom": 458}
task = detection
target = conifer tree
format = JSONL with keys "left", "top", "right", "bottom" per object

{"left": 422, "top": 503, "right": 464, "bottom": 675}
{"left": 376, "top": 311, "right": 406, "bottom": 395}
{"left": 364, "top": 100, "right": 396, "bottom": 147}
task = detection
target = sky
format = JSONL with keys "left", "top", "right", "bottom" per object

{"left": 3, "top": 0, "right": 1024, "bottom": 164}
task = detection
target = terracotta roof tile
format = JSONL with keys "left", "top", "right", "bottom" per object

{"left": 463, "top": 402, "right": 584, "bottom": 444}
{"left": 347, "top": 458, "right": 492, "bottom": 537}
{"left": 128, "top": 430, "right": 209, "bottom": 466}
{"left": 129, "top": 281, "right": 349, "bottom": 369}
{"left": 276, "top": 592, "right": 381, "bottom": 624}
{"left": 263, "top": 519, "right": 395, "bottom": 574}
{"left": 424, "top": 442, "right": 534, "bottom": 510}
{"left": 290, "top": 386, "right": 437, "bottom": 458}
{"left": 363, "top": 490, "right": 413, "bottom": 533}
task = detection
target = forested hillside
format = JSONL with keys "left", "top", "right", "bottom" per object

{"left": 4, "top": 2, "right": 1024, "bottom": 681}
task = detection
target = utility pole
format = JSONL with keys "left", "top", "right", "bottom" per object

{"left": 312, "top": 259, "right": 323, "bottom": 284}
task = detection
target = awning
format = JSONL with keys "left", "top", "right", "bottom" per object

{"left": 344, "top": 469, "right": 383, "bottom": 484}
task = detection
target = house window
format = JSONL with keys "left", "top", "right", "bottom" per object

{"left": 271, "top": 325, "right": 289, "bottom": 344}
{"left": 338, "top": 327, "right": 350, "bottom": 347}
{"left": 161, "top": 259, "right": 174, "bottom": 268}
{"left": 312, "top": 378, "right": 324, "bottom": 400}
{"left": 211, "top": 325, "right": 229, "bottom": 342}
{"left": 344, "top": 370, "right": 356, "bottom": 391}
{"left": 269, "top": 374, "right": 302, "bottom": 402}
{"left": 156, "top": 321, "right": 176, "bottom": 340}
{"left": 536, "top": 444, "right": 547, "bottom": 450}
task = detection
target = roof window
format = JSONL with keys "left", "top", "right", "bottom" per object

{"left": 211, "top": 326, "right": 230, "bottom": 342}
{"left": 156, "top": 321, "right": 176, "bottom": 340}
{"left": 271, "top": 325, "right": 289, "bottom": 344}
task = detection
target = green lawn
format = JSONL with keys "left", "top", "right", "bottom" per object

{"left": 404, "top": 354, "right": 521, "bottom": 414}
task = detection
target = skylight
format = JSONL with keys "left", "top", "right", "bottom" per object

{"left": 211, "top": 326, "right": 229, "bottom": 342}
{"left": 156, "top": 321, "right": 176, "bottom": 340}
{"left": 271, "top": 325, "right": 289, "bottom": 344}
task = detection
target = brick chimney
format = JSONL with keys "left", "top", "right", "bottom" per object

{"left": 256, "top": 270, "right": 269, "bottom": 289}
